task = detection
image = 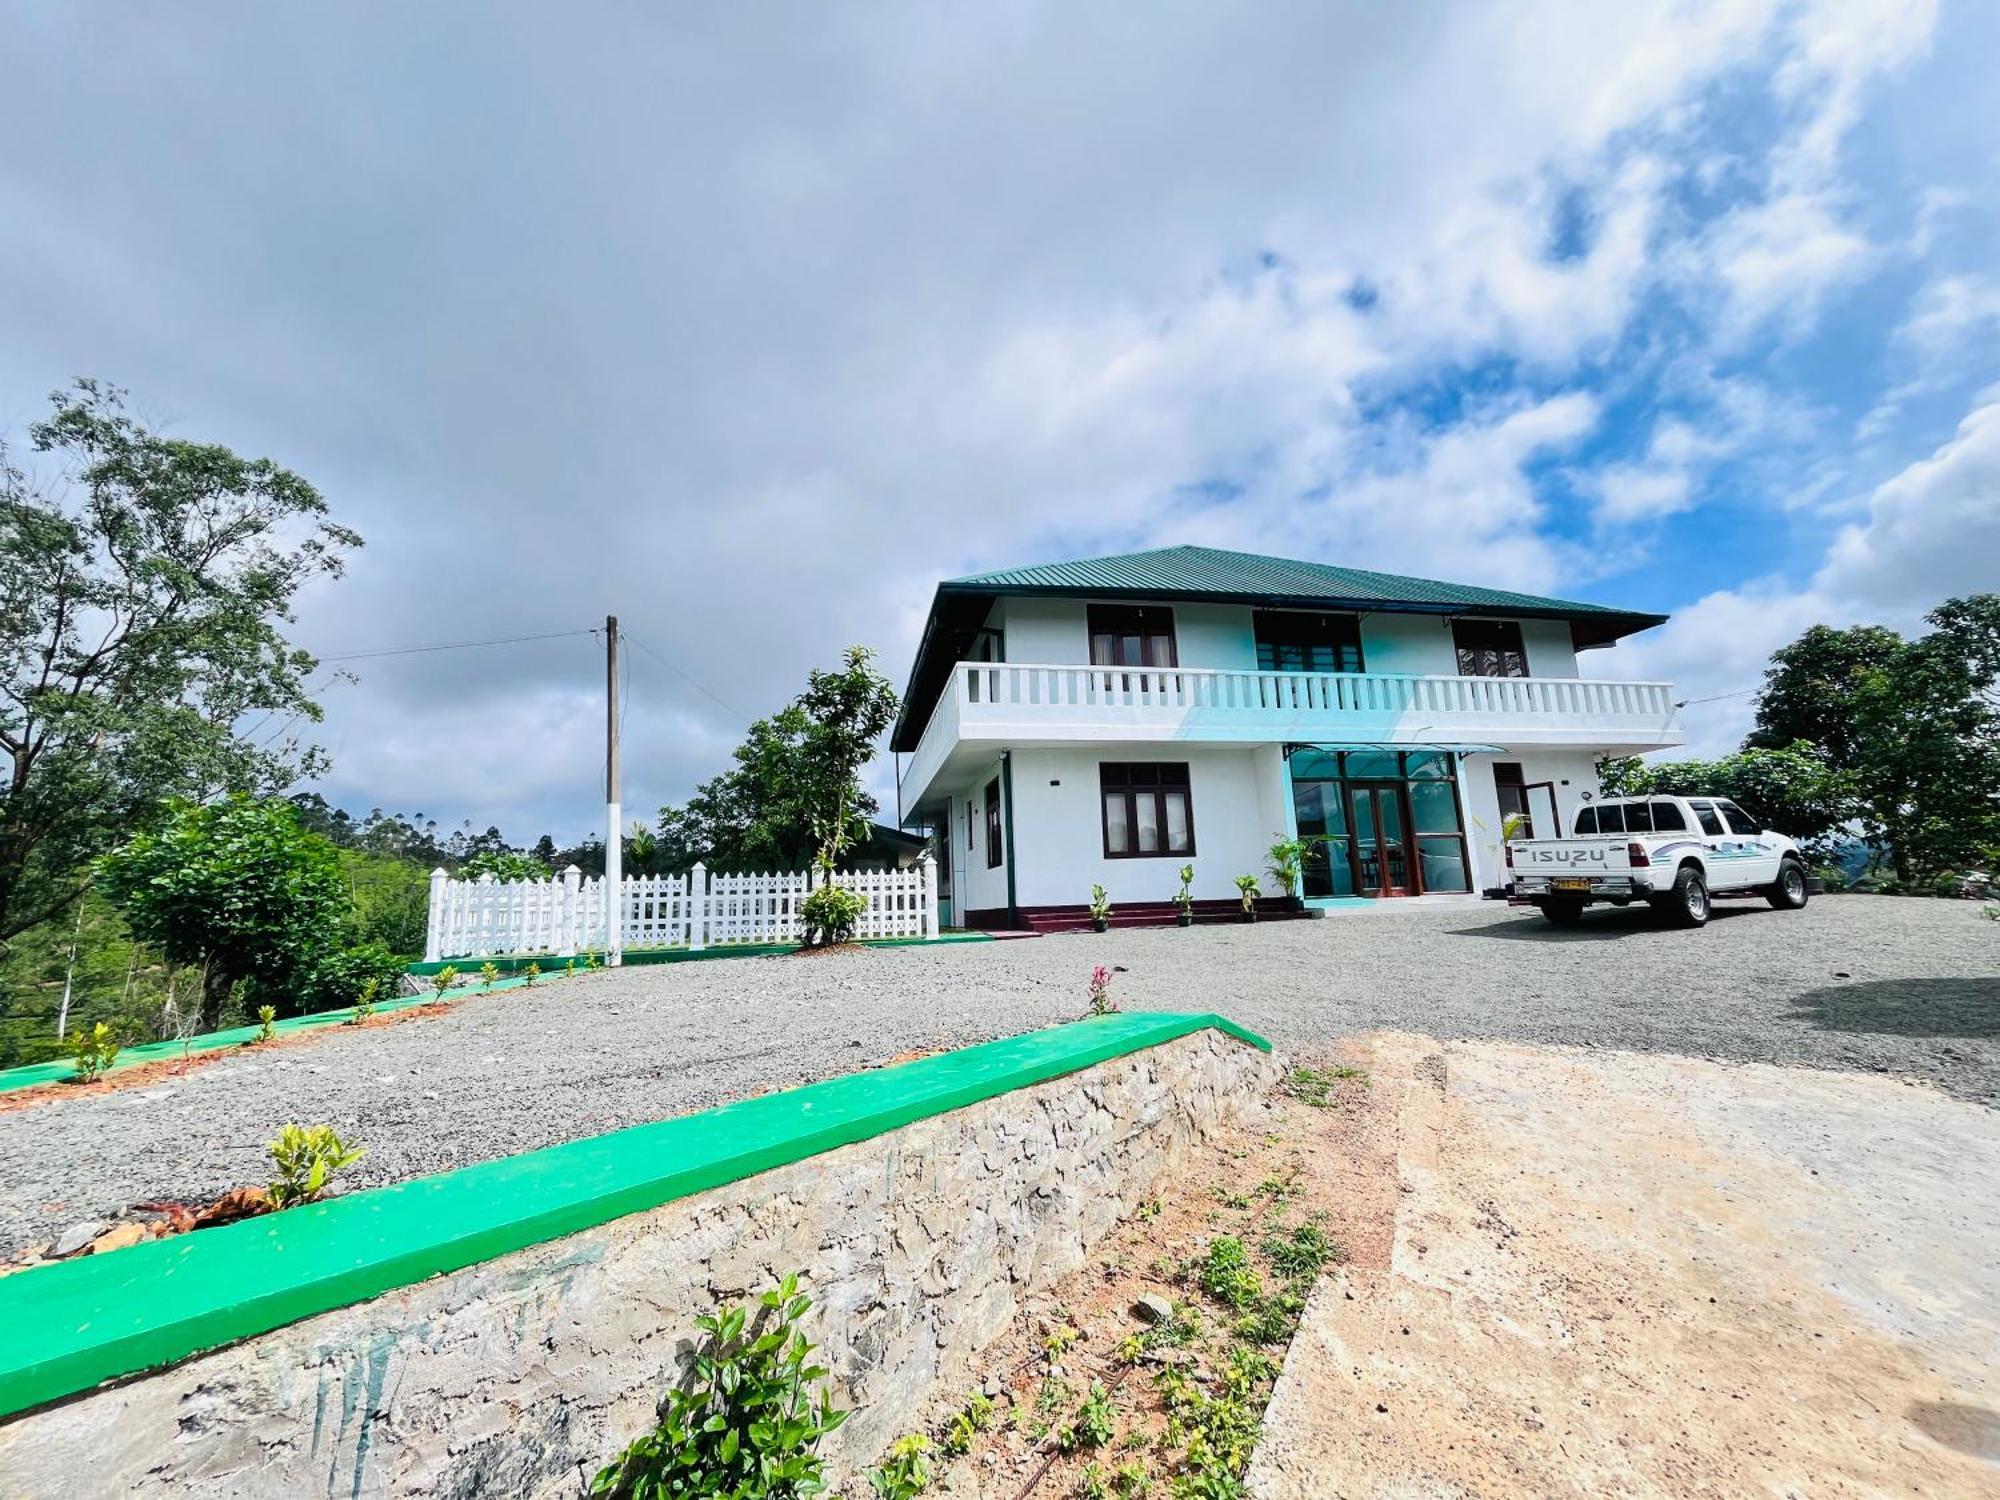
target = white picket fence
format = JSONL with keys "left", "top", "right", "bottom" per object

{"left": 424, "top": 859, "right": 939, "bottom": 961}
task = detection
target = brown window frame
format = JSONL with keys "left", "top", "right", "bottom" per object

{"left": 1088, "top": 605, "right": 1178, "bottom": 668}
{"left": 1099, "top": 762, "right": 1196, "bottom": 859}
{"left": 984, "top": 776, "right": 1003, "bottom": 868}
{"left": 1253, "top": 610, "right": 1364, "bottom": 674}
{"left": 1452, "top": 618, "right": 1530, "bottom": 678}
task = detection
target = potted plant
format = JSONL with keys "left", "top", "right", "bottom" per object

{"left": 1234, "top": 873, "right": 1261, "bottom": 922}
{"left": 1266, "top": 838, "right": 1309, "bottom": 912}
{"left": 1089, "top": 883, "right": 1113, "bottom": 933}
{"left": 1175, "top": 864, "right": 1195, "bottom": 927}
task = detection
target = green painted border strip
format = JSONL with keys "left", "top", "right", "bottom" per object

{"left": 0, "top": 1011, "right": 1268, "bottom": 1421}
{"left": 0, "top": 975, "right": 541, "bottom": 1095}
{"left": 402, "top": 930, "right": 995, "bottom": 977}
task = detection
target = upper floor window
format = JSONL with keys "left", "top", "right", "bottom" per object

{"left": 1254, "top": 610, "right": 1363, "bottom": 673}
{"left": 1452, "top": 618, "right": 1529, "bottom": 678}
{"left": 1088, "top": 605, "right": 1177, "bottom": 668}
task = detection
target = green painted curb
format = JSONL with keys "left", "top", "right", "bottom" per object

{"left": 0, "top": 1012, "right": 1269, "bottom": 1420}
{"left": 0, "top": 975, "right": 549, "bottom": 1095}
{"left": 402, "top": 930, "right": 994, "bottom": 977}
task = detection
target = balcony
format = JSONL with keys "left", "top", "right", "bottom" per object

{"left": 898, "top": 660, "right": 1683, "bottom": 808}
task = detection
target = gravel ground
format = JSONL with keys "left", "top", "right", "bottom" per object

{"left": 3, "top": 894, "right": 1994, "bottom": 1257}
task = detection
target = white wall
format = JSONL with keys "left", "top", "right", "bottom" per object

{"left": 1005, "top": 746, "right": 1285, "bottom": 907}
{"left": 1358, "top": 613, "right": 1456, "bottom": 674}
{"left": 1519, "top": 619, "right": 1580, "bottom": 677}
{"left": 959, "top": 766, "right": 1011, "bottom": 916}
{"left": 1457, "top": 748, "right": 1607, "bottom": 891}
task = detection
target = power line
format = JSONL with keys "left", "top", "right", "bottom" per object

{"left": 619, "top": 629, "right": 755, "bottom": 723}
{"left": 317, "top": 628, "right": 595, "bottom": 662}
{"left": 1674, "top": 686, "right": 1759, "bottom": 708}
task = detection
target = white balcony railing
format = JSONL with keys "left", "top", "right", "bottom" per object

{"left": 900, "top": 660, "right": 1682, "bottom": 806}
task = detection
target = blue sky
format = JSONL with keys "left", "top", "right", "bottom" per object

{"left": 2, "top": 1, "right": 1996, "bottom": 842}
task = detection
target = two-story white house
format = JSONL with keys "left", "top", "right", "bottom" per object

{"left": 891, "top": 545, "right": 1684, "bottom": 929}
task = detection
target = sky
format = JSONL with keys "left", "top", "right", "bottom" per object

{"left": 3, "top": 1, "right": 1997, "bottom": 847}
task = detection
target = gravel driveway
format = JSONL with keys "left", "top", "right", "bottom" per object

{"left": 3, "top": 895, "right": 1994, "bottom": 1258}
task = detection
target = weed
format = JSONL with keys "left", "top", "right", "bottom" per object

{"left": 266, "top": 1124, "right": 366, "bottom": 1209}
{"left": 1212, "top": 1187, "right": 1251, "bottom": 1210}
{"left": 254, "top": 1005, "right": 277, "bottom": 1044}
{"left": 1280, "top": 1064, "right": 1366, "bottom": 1107}
{"left": 66, "top": 1021, "right": 120, "bottom": 1083}
{"left": 1113, "top": 1459, "right": 1153, "bottom": 1496}
{"left": 1264, "top": 1223, "right": 1337, "bottom": 1280}
{"left": 940, "top": 1392, "right": 995, "bottom": 1455}
{"left": 1046, "top": 1322, "right": 1081, "bottom": 1359}
{"left": 1057, "top": 1381, "right": 1116, "bottom": 1452}
{"left": 1197, "top": 1236, "right": 1262, "bottom": 1310}
{"left": 589, "top": 1274, "right": 847, "bottom": 1498}
{"left": 1135, "top": 1197, "right": 1162, "bottom": 1221}
{"left": 869, "top": 1433, "right": 931, "bottom": 1498}
{"left": 1233, "top": 1285, "right": 1305, "bottom": 1346}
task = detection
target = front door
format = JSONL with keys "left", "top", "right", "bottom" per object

{"left": 1348, "top": 783, "right": 1414, "bottom": 896}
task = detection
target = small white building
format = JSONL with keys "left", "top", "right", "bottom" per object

{"left": 891, "top": 545, "right": 1684, "bottom": 929}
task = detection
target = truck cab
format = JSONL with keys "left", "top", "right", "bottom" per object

{"left": 1505, "top": 794, "right": 1809, "bottom": 927}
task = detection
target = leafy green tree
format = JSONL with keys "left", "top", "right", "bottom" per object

{"left": 0, "top": 381, "right": 356, "bottom": 944}
{"left": 97, "top": 795, "right": 391, "bottom": 1025}
{"left": 455, "top": 848, "right": 552, "bottom": 883}
{"left": 657, "top": 646, "right": 899, "bottom": 873}
{"left": 1744, "top": 596, "right": 2000, "bottom": 880}
{"left": 1597, "top": 741, "right": 1858, "bottom": 852}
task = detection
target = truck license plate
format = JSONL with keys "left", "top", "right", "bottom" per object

{"left": 1552, "top": 878, "right": 1591, "bottom": 892}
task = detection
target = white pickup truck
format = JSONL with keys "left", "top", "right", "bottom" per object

{"left": 1506, "top": 794, "right": 1810, "bottom": 927}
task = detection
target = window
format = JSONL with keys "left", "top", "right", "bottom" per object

{"left": 1253, "top": 610, "right": 1363, "bottom": 673}
{"left": 1574, "top": 806, "right": 1597, "bottom": 834}
{"left": 1717, "top": 800, "right": 1763, "bottom": 835}
{"left": 1100, "top": 763, "right": 1194, "bottom": 858}
{"left": 1624, "top": 801, "right": 1654, "bottom": 833}
{"left": 984, "top": 777, "right": 1003, "bottom": 868}
{"left": 1286, "top": 748, "right": 1467, "bottom": 895}
{"left": 1595, "top": 802, "right": 1627, "bottom": 834}
{"left": 1452, "top": 619, "right": 1529, "bottom": 678}
{"left": 1088, "top": 605, "right": 1177, "bottom": 668}
{"left": 1651, "top": 800, "right": 1688, "bottom": 832}
{"left": 1688, "top": 799, "right": 1725, "bottom": 836}
{"left": 966, "top": 796, "right": 974, "bottom": 851}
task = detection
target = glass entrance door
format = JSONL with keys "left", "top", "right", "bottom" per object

{"left": 1347, "top": 783, "right": 1412, "bottom": 896}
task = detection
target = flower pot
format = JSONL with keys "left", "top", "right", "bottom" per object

{"left": 1177, "top": 911, "right": 1193, "bottom": 928}
{"left": 1092, "top": 917, "right": 1109, "bottom": 933}
{"left": 1242, "top": 907, "right": 1259, "bottom": 924}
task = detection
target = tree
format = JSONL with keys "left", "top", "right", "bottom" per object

{"left": 1598, "top": 742, "right": 1857, "bottom": 852}
{"left": 1745, "top": 596, "right": 2000, "bottom": 881}
{"left": 0, "top": 381, "right": 356, "bottom": 943}
{"left": 96, "top": 795, "right": 393, "bottom": 1025}
{"left": 657, "top": 646, "right": 899, "bottom": 873}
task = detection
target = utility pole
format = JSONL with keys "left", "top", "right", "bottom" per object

{"left": 604, "top": 614, "right": 623, "bottom": 967}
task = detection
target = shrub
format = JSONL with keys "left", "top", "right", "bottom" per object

{"left": 523, "top": 961, "right": 542, "bottom": 981}
{"left": 295, "top": 940, "right": 403, "bottom": 1014}
{"left": 67, "top": 1021, "right": 120, "bottom": 1083}
{"left": 1814, "top": 864, "right": 1848, "bottom": 892}
{"left": 255, "top": 1005, "right": 278, "bottom": 1044}
{"left": 1930, "top": 871, "right": 1967, "bottom": 899}
{"left": 801, "top": 883, "right": 867, "bottom": 946}
{"left": 266, "top": 1123, "right": 366, "bottom": 1209}
{"left": 432, "top": 965, "right": 460, "bottom": 996}
{"left": 1088, "top": 964, "right": 1117, "bottom": 1016}
{"left": 590, "top": 1273, "right": 848, "bottom": 1498}
{"left": 1265, "top": 839, "right": 1308, "bottom": 898}
{"left": 869, "top": 1433, "right": 932, "bottom": 1498}
{"left": 479, "top": 961, "right": 502, "bottom": 986}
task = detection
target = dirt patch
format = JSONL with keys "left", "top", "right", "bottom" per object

{"left": 0, "top": 1000, "right": 460, "bottom": 1115}
{"left": 899, "top": 1041, "right": 1397, "bottom": 1499}
{"left": 1248, "top": 1035, "right": 2000, "bottom": 1498}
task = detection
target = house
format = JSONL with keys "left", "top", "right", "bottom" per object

{"left": 891, "top": 545, "right": 1683, "bottom": 930}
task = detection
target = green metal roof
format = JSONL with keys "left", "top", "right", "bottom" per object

{"left": 950, "top": 545, "right": 1642, "bottom": 618}
{"left": 891, "top": 544, "right": 1668, "bottom": 751}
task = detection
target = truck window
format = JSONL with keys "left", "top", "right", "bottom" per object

{"left": 1624, "top": 801, "right": 1654, "bottom": 833}
{"left": 1717, "top": 800, "right": 1763, "bottom": 835}
{"left": 1651, "top": 800, "right": 1688, "bottom": 831}
{"left": 1595, "top": 803, "right": 1626, "bottom": 834}
{"left": 1689, "top": 800, "right": 1725, "bottom": 836}
{"left": 1573, "top": 806, "right": 1597, "bottom": 834}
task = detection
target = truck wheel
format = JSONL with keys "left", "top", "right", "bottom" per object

{"left": 1541, "top": 898, "right": 1586, "bottom": 926}
{"left": 1766, "top": 860, "right": 1810, "bottom": 910}
{"left": 1664, "top": 867, "right": 1709, "bottom": 927}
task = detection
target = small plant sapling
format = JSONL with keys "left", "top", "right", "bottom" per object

{"left": 348, "top": 977, "right": 380, "bottom": 1025}
{"left": 432, "top": 965, "right": 460, "bottom": 997}
{"left": 1234, "top": 874, "right": 1261, "bottom": 920}
{"left": 1089, "top": 883, "right": 1113, "bottom": 933}
{"left": 523, "top": 960, "right": 542, "bottom": 982}
{"left": 1265, "top": 838, "right": 1308, "bottom": 905}
{"left": 266, "top": 1124, "right": 366, "bottom": 1209}
{"left": 67, "top": 1020, "right": 120, "bottom": 1082}
{"left": 1175, "top": 863, "right": 1195, "bottom": 926}
{"left": 255, "top": 1005, "right": 277, "bottom": 1044}
{"left": 868, "top": 1433, "right": 932, "bottom": 1498}
{"left": 1087, "top": 964, "right": 1117, "bottom": 1016}
{"left": 801, "top": 883, "right": 868, "bottom": 946}
{"left": 478, "top": 961, "right": 502, "bottom": 987}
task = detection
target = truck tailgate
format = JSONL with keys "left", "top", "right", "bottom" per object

{"left": 1510, "top": 838, "right": 1630, "bottom": 871}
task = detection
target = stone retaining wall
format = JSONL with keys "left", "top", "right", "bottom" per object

{"left": 0, "top": 1028, "right": 1272, "bottom": 1497}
